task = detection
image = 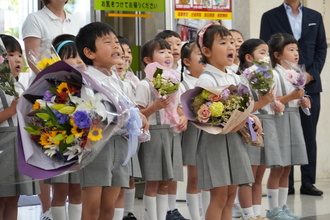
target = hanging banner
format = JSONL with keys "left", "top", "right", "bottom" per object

{"left": 94, "top": 0, "right": 165, "bottom": 12}
{"left": 175, "top": 0, "right": 232, "bottom": 20}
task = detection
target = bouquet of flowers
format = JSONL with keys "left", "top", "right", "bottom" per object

{"left": 282, "top": 60, "right": 311, "bottom": 115}
{"left": 17, "top": 61, "right": 138, "bottom": 179}
{"left": 0, "top": 38, "right": 19, "bottom": 98}
{"left": 28, "top": 44, "right": 61, "bottom": 73}
{"left": 242, "top": 56, "right": 274, "bottom": 95}
{"left": 145, "top": 62, "right": 181, "bottom": 131}
{"left": 181, "top": 84, "right": 254, "bottom": 134}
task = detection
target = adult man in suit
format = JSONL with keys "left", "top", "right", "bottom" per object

{"left": 260, "top": 0, "right": 327, "bottom": 196}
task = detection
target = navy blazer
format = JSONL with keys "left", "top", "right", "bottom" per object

{"left": 260, "top": 4, "right": 327, "bottom": 93}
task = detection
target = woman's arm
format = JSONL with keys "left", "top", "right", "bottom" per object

{"left": 24, "top": 37, "right": 42, "bottom": 74}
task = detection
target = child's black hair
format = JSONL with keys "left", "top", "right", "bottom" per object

{"left": 154, "top": 30, "right": 181, "bottom": 40}
{"left": 0, "top": 34, "right": 22, "bottom": 54}
{"left": 117, "top": 36, "right": 131, "bottom": 49}
{"left": 52, "top": 34, "right": 77, "bottom": 60}
{"left": 141, "top": 38, "right": 171, "bottom": 66}
{"left": 229, "top": 29, "right": 244, "bottom": 40}
{"left": 76, "top": 22, "right": 117, "bottom": 66}
{"left": 237, "top": 38, "right": 266, "bottom": 74}
{"left": 180, "top": 40, "right": 197, "bottom": 80}
{"left": 268, "top": 33, "right": 298, "bottom": 68}
{"left": 196, "top": 25, "right": 231, "bottom": 64}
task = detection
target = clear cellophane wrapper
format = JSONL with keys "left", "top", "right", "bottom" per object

{"left": 28, "top": 43, "right": 61, "bottom": 73}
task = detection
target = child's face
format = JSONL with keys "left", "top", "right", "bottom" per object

{"left": 115, "top": 50, "right": 126, "bottom": 76}
{"left": 152, "top": 47, "right": 173, "bottom": 69}
{"left": 64, "top": 53, "right": 84, "bottom": 66}
{"left": 230, "top": 31, "right": 244, "bottom": 57}
{"left": 205, "top": 34, "right": 235, "bottom": 71}
{"left": 8, "top": 51, "right": 22, "bottom": 77}
{"left": 251, "top": 44, "right": 269, "bottom": 62}
{"left": 122, "top": 44, "right": 132, "bottom": 66}
{"left": 278, "top": 43, "right": 299, "bottom": 64}
{"left": 92, "top": 33, "right": 121, "bottom": 70}
{"left": 185, "top": 44, "right": 205, "bottom": 76}
{"left": 164, "top": 36, "right": 182, "bottom": 64}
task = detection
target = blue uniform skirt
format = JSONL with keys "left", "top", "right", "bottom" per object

{"left": 275, "top": 107, "right": 308, "bottom": 166}
{"left": 80, "top": 135, "right": 129, "bottom": 188}
{"left": 181, "top": 121, "right": 201, "bottom": 166}
{"left": 197, "top": 131, "right": 254, "bottom": 190}
{"left": 138, "top": 125, "right": 183, "bottom": 181}
{"left": 246, "top": 114, "right": 282, "bottom": 167}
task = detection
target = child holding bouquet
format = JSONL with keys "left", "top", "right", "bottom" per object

{"left": 135, "top": 38, "right": 187, "bottom": 220}
{"left": 76, "top": 22, "right": 148, "bottom": 220}
{"left": 0, "top": 34, "right": 40, "bottom": 220}
{"left": 194, "top": 24, "right": 261, "bottom": 220}
{"left": 179, "top": 41, "right": 210, "bottom": 220}
{"left": 266, "top": 33, "right": 309, "bottom": 220}
{"left": 43, "top": 34, "right": 84, "bottom": 220}
{"left": 237, "top": 38, "right": 283, "bottom": 220}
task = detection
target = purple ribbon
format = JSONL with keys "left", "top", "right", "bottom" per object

{"left": 247, "top": 118, "right": 257, "bottom": 141}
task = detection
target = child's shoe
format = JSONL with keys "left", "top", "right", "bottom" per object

{"left": 266, "top": 207, "right": 294, "bottom": 220}
{"left": 40, "top": 209, "right": 53, "bottom": 220}
{"left": 282, "top": 205, "right": 302, "bottom": 220}
{"left": 166, "top": 209, "right": 189, "bottom": 220}
{"left": 233, "top": 203, "right": 243, "bottom": 218}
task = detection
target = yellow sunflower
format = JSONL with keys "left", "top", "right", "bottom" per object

{"left": 33, "top": 101, "right": 41, "bottom": 110}
{"left": 71, "top": 125, "right": 85, "bottom": 138}
{"left": 87, "top": 127, "right": 103, "bottom": 141}
{"left": 57, "top": 82, "right": 69, "bottom": 94}
{"left": 40, "top": 131, "right": 55, "bottom": 146}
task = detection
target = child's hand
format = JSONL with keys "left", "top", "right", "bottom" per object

{"left": 259, "top": 89, "right": 274, "bottom": 106}
{"left": 153, "top": 97, "right": 170, "bottom": 111}
{"left": 10, "top": 98, "right": 19, "bottom": 114}
{"left": 176, "top": 115, "right": 188, "bottom": 132}
{"left": 250, "top": 115, "right": 263, "bottom": 135}
{"left": 290, "top": 89, "right": 305, "bottom": 100}
{"left": 299, "top": 96, "right": 311, "bottom": 108}
{"left": 139, "top": 112, "right": 150, "bottom": 131}
{"left": 272, "top": 101, "right": 285, "bottom": 114}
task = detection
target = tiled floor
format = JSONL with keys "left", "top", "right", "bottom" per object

{"left": 18, "top": 178, "right": 330, "bottom": 219}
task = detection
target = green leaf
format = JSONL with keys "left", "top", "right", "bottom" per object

{"left": 66, "top": 134, "right": 75, "bottom": 144}
{"left": 53, "top": 133, "right": 64, "bottom": 142}
{"left": 24, "top": 127, "right": 40, "bottom": 135}
{"left": 36, "top": 113, "right": 50, "bottom": 120}
{"left": 153, "top": 67, "right": 163, "bottom": 78}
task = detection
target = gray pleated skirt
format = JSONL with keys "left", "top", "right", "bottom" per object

{"left": 127, "top": 149, "right": 142, "bottom": 178}
{"left": 181, "top": 121, "right": 201, "bottom": 166}
{"left": 275, "top": 107, "right": 308, "bottom": 166}
{"left": 44, "top": 171, "right": 80, "bottom": 184}
{"left": 138, "top": 125, "right": 183, "bottom": 181}
{"left": 246, "top": 114, "right": 283, "bottom": 167}
{"left": 197, "top": 131, "right": 254, "bottom": 190}
{"left": 80, "top": 135, "right": 129, "bottom": 188}
{"left": 0, "top": 127, "right": 40, "bottom": 197}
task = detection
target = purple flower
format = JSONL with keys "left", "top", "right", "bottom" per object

{"left": 237, "top": 83, "right": 250, "bottom": 97}
{"left": 242, "top": 69, "right": 253, "bottom": 80}
{"left": 264, "top": 71, "right": 272, "bottom": 79}
{"left": 221, "top": 89, "right": 231, "bottom": 100}
{"left": 256, "top": 66, "right": 269, "bottom": 73}
{"left": 73, "top": 111, "right": 91, "bottom": 129}
{"left": 52, "top": 109, "right": 69, "bottom": 124}
{"left": 43, "top": 90, "right": 54, "bottom": 101}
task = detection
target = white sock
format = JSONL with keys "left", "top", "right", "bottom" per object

{"left": 143, "top": 195, "right": 157, "bottom": 220}
{"left": 234, "top": 188, "right": 240, "bottom": 204}
{"left": 113, "top": 208, "right": 124, "bottom": 220}
{"left": 267, "top": 188, "right": 279, "bottom": 211}
{"left": 201, "top": 190, "right": 210, "bottom": 217}
{"left": 157, "top": 194, "right": 168, "bottom": 220}
{"left": 186, "top": 193, "right": 202, "bottom": 220}
{"left": 168, "top": 194, "right": 177, "bottom": 211}
{"left": 242, "top": 207, "right": 254, "bottom": 219}
{"left": 124, "top": 188, "right": 136, "bottom": 215}
{"left": 253, "top": 204, "right": 261, "bottom": 216}
{"left": 51, "top": 206, "right": 66, "bottom": 220}
{"left": 68, "top": 203, "right": 82, "bottom": 220}
{"left": 278, "top": 187, "right": 289, "bottom": 208}
{"left": 198, "top": 193, "right": 203, "bottom": 217}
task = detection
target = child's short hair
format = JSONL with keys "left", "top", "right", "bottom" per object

{"left": 76, "top": 22, "right": 117, "bottom": 66}
{"left": 141, "top": 38, "right": 171, "bottom": 66}
{"left": 196, "top": 25, "right": 231, "bottom": 64}
{"left": 154, "top": 30, "right": 181, "bottom": 40}
{"left": 238, "top": 38, "right": 266, "bottom": 73}
{"left": 268, "top": 33, "right": 298, "bottom": 68}
{"left": 229, "top": 29, "right": 244, "bottom": 40}
{"left": 117, "top": 36, "right": 131, "bottom": 48}
{"left": 52, "top": 34, "right": 77, "bottom": 60}
{"left": 0, "top": 34, "right": 22, "bottom": 54}
{"left": 180, "top": 40, "right": 197, "bottom": 75}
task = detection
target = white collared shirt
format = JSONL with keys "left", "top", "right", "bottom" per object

{"left": 284, "top": 2, "right": 303, "bottom": 40}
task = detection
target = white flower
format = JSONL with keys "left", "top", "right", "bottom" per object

{"left": 70, "top": 86, "right": 107, "bottom": 120}
{"left": 43, "top": 144, "right": 58, "bottom": 157}
{"left": 63, "top": 144, "right": 82, "bottom": 161}
{"left": 35, "top": 99, "right": 54, "bottom": 109}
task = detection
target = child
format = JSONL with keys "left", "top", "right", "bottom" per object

{"left": 229, "top": 29, "right": 244, "bottom": 72}
{"left": 0, "top": 34, "right": 40, "bottom": 220}
{"left": 43, "top": 34, "right": 84, "bottom": 220}
{"left": 266, "top": 33, "right": 309, "bottom": 220}
{"left": 195, "top": 24, "right": 259, "bottom": 220}
{"left": 237, "top": 38, "right": 283, "bottom": 220}
{"left": 155, "top": 30, "right": 187, "bottom": 220}
{"left": 179, "top": 41, "right": 209, "bottom": 220}
{"left": 75, "top": 22, "right": 148, "bottom": 220}
{"left": 135, "top": 38, "right": 187, "bottom": 220}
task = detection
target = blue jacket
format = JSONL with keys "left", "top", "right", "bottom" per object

{"left": 260, "top": 4, "right": 327, "bottom": 93}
